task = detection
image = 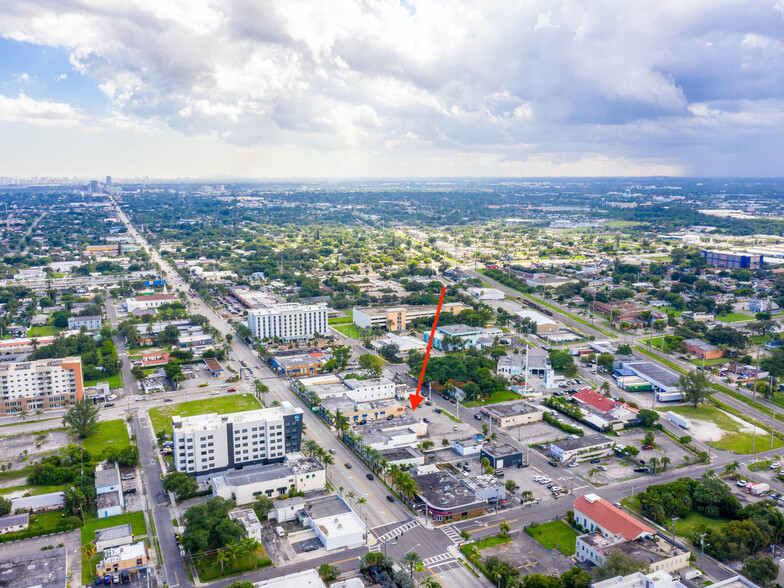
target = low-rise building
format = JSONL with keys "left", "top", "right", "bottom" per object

{"left": 141, "top": 351, "right": 170, "bottom": 367}
{"left": 270, "top": 348, "right": 325, "bottom": 376}
{"left": 592, "top": 571, "right": 759, "bottom": 588}
{"left": 379, "top": 446, "right": 425, "bottom": 468}
{"left": 412, "top": 469, "right": 487, "bottom": 523}
{"left": 550, "top": 435, "right": 616, "bottom": 463}
{"left": 576, "top": 532, "right": 690, "bottom": 573}
{"left": 425, "top": 324, "right": 483, "bottom": 351}
{"left": 11, "top": 491, "right": 64, "bottom": 513}
{"left": 515, "top": 309, "right": 559, "bottom": 333}
{"left": 573, "top": 388, "right": 636, "bottom": 431}
{"left": 496, "top": 354, "right": 528, "bottom": 376}
{"left": 370, "top": 333, "right": 428, "bottom": 356}
{"left": 480, "top": 400, "right": 543, "bottom": 428}
{"left": 453, "top": 437, "right": 485, "bottom": 456}
{"left": 177, "top": 333, "right": 213, "bottom": 348}
{"left": 94, "top": 524, "right": 134, "bottom": 551}
{"left": 210, "top": 455, "right": 326, "bottom": 504}
{"left": 68, "top": 315, "right": 102, "bottom": 331}
{"left": 617, "top": 361, "right": 681, "bottom": 401}
{"left": 300, "top": 494, "right": 366, "bottom": 551}
{"left": 352, "top": 302, "right": 466, "bottom": 330}
{"left": 480, "top": 443, "right": 523, "bottom": 469}
{"left": 300, "top": 375, "right": 397, "bottom": 403}
{"left": 319, "top": 397, "right": 406, "bottom": 424}
{"left": 124, "top": 293, "right": 175, "bottom": 313}
{"left": 701, "top": 249, "right": 763, "bottom": 269}
{"left": 462, "top": 475, "right": 506, "bottom": 502}
{"left": 256, "top": 569, "right": 327, "bottom": 588}
{"left": 96, "top": 541, "right": 148, "bottom": 579}
{"left": 229, "top": 508, "right": 263, "bottom": 541}
{"left": 468, "top": 287, "right": 505, "bottom": 301}
{"left": 574, "top": 493, "right": 654, "bottom": 540}
{"left": 0, "top": 545, "right": 68, "bottom": 588}
{"left": 352, "top": 417, "right": 427, "bottom": 450}
{"left": 271, "top": 496, "right": 306, "bottom": 523}
{"left": 682, "top": 339, "right": 723, "bottom": 360}
{"left": 0, "top": 512, "right": 29, "bottom": 534}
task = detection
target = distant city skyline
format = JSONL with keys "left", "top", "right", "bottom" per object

{"left": 2, "top": 1, "right": 784, "bottom": 178}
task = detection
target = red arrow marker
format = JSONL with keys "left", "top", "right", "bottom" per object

{"left": 410, "top": 286, "right": 446, "bottom": 411}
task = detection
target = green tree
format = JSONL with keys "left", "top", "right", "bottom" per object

{"left": 254, "top": 379, "right": 269, "bottom": 406}
{"left": 333, "top": 346, "right": 351, "bottom": 370}
{"left": 742, "top": 557, "right": 778, "bottom": 585}
{"left": 597, "top": 352, "right": 615, "bottom": 372}
{"left": 591, "top": 551, "right": 651, "bottom": 581}
{"left": 318, "top": 563, "right": 341, "bottom": 581}
{"left": 679, "top": 369, "right": 713, "bottom": 408}
{"left": 637, "top": 409, "right": 659, "bottom": 427}
{"left": 162, "top": 471, "right": 198, "bottom": 501}
{"left": 643, "top": 431, "right": 656, "bottom": 446}
{"left": 359, "top": 353, "right": 384, "bottom": 378}
{"left": 0, "top": 496, "right": 11, "bottom": 516}
{"left": 62, "top": 400, "right": 100, "bottom": 439}
{"left": 401, "top": 552, "right": 423, "bottom": 579}
{"left": 252, "top": 495, "right": 274, "bottom": 520}
{"left": 617, "top": 343, "right": 632, "bottom": 355}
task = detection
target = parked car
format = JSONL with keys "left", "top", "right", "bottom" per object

{"left": 112, "top": 574, "right": 120, "bottom": 584}
{"left": 548, "top": 460, "right": 559, "bottom": 467}
{"left": 634, "top": 466, "right": 652, "bottom": 473}
{"left": 104, "top": 403, "right": 115, "bottom": 408}
{"left": 387, "top": 415, "right": 395, "bottom": 420}
{"left": 597, "top": 465, "right": 607, "bottom": 471}
{"left": 386, "top": 495, "right": 395, "bottom": 503}
{"left": 228, "top": 388, "right": 237, "bottom": 392}
{"left": 121, "top": 473, "right": 134, "bottom": 480}
{"left": 425, "top": 401, "right": 433, "bottom": 406}
{"left": 344, "top": 463, "right": 352, "bottom": 469}
{"left": 423, "top": 418, "right": 430, "bottom": 423}
{"left": 642, "top": 444, "right": 654, "bottom": 450}
{"left": 590, "top": 458, "right": 601, "bottom": 464}
{"left": 737, "top": 480, "right": 749, "bottom": 487}
{"left": 303, "top": 544, "right": 319, "bottom": 552}
{"left": 613, "top": 502, "right": 622, "bottom": 508}
{"left": 434, "top": 409, "right": 442, "bottom": 414}
{"left": 164, "top": 398, "right": 173, "bottom": 402}
{"left": 103, "top": 575, "right": 112, "bottom": 585}
{"left": 366, "top": 474, "right": 374, "bottom": 481}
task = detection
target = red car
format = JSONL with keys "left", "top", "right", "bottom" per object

{"left": 642, "top": 445, "right": 655, "bottom": 450}
{"left": 228, "top": 388, "right": 237, "bottom": 392}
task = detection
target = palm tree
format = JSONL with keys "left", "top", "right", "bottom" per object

{"left": 346, "top": 490, "right": 356, "bottom": 506}
{"left": 724, "top": 460, "right": 740, "bottom": 475}
{"left": 241, "top": 537, "right": 260, "bottom": 566}
{"left": 81, "top": 541, "right": 96, "bottom": 561}
{"left": 661, "top": 456, "right": 671, "bottom": 471}
{"left": 402, "top": 552, "right": 423, "bottom": 579}
{"left": 304, "top": 439, "right": 321, "bottom": 457}
{"left": 460, "top": 531, "right": 471, "bottom": 545}
{"left": 489, "top": 432, "right": 498, "bottom": 445}
{"left": 254, "top": 379, "right": 269, "bottom": 406}
{"left": 216, "top": 550, "right": 229, "bottom": 575}
{"left": 18, "top": 410, "right": 28, "bottom": 422}
{"left": 649, "top": 456, "right": 658, "bottom": 474}
{"left": 321, "top": 453, "right": 335, "bottom": 479}
{"left": 499, "top": 520, "right": 511, "bottom": 538}
{"left": 420, "top": 577, "right": 440, "bottom": 588}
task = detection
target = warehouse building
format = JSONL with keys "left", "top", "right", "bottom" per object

{"left": 550, "top": 434, "right": 615, "bottom": 464}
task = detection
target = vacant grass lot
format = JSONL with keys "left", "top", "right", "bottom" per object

{"left": 82, "top": 419, "right": 131, "bottom": 457}
{"left": 716, "top": 312, "right": 753, "bottom": 323}
{"left": 526, "top": 520, "right": 578, "bottom": 556}
{"left": 332, "top": 324, "right": 367, "bottom": 338}
{"left": 28, "top": 325, "right": 65, "bottom": 337}
{"left": 149, "top": 394, "right": 260, "bottom": 435}
{"left": 674, "top": 511, "right": 729, "bottom": 537}
{"left": 663, "top": 404, "right": 784, "bottom": 454}
{"left": 328, "top": 316, "right": 352, "bottom": 325}
{"left": 196, "top": 547, "right": 271, "bottom": 581}
{"left": 84, "top": 373, "right": 124, "bottom": 389}
{"left": 467, "top": 390, "right": 525, "bottom": 406}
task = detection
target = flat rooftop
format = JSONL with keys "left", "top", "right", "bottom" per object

{"left": 214, "top": 458, "right": 323, "bottom": 489}
{"left": 552, "top": 434, "right": 613, "bottom": 451}
{"left": 0, "top": 545, "right": 68, "bottom": 588}
{"left": 413, "top": 470, "right": 487, "bottom": 511}
{"left": 379, "top": 446, "right": 424, "bottom": 462}
{"left": 624, "top": 361, "right": 681, "bottom": 387}
{"left": 481, "top": 443, "right": 522, "bottom": 458}
{"left": 97, "top": 490, "right": 121, "bottom": 509}
{"left": 95, "top": 523, "right": 133, "bottom": 543}
{"left": 305, "top": 494, "right": 352, "bottom": 520}
{"left": 172, "top": 402, "right": 302, "bottom": 432}
{"left": 95, "top": 466, "right": 120, "bottom": 488}
{"left": 437, "top": 324, "right": 481, "bottom": 335}
{"left": 484, "top": 400, "right": 542, "bottom": 418}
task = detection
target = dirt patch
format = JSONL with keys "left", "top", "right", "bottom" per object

{"left": 0, "top": 429, "right": 72, "bottom": 462}
{"left": 688, "top": 413, "right": 754, "bottom": 443}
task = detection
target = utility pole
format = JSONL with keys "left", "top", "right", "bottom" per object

{"left": 772, "top": 413, "right": 776, "bottom": 450}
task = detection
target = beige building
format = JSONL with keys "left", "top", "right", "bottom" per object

{"left": 480, "top": 400, "right": 544, "bottom": 428}
{"left": 97, "top": 541, "right": 148, "bottom": 577}
{"left": 0, "top": 357, "right": 84, "bottom": 416}
{"left": 352, "top": 302, "right": 466, "bottom": 331}
{"left": 576, "top": 532, "right": 690, "bottom": 573}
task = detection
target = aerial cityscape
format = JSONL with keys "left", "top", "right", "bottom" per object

{"left": 3, "top": 3, "right": 784, "bottom": 588}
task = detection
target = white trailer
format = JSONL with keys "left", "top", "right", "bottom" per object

{"left": 666, "top": 411, "right": 691, "bottom": 429}
{"left": 750, "top": 483, "right": 770, "bottom": 495}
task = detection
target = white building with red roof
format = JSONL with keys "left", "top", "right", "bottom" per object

{"left": 573, "top": 388, "right": 637, "bottom": 431}
{"left": 574, "top": 493, "right": 654, "bottom": 540}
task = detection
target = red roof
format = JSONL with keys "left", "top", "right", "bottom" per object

{"left": 307, "top": 352, "right": 324, "bottom": 358}
{"left": 573, "top": 388, "right": 621, "bottom": 414}
{"left": 573, "top": 494, "right": 654, "bottom": 540}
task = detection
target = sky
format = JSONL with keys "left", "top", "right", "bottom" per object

{"left": 2, "top": 1, "right": 784, "bottom": 179}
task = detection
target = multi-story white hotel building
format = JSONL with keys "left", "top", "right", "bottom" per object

{"left": 247, "top": 303, "right": 328, "bottom": 341}
{"left": 172, "top": 402, "right": 304, "bottom": 475}
{"left": 0, "top": 357, "right": 83, "bottom": 415}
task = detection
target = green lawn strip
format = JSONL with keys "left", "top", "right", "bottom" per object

{"left": 332, "top": 324, "right": 368, "bottom": 338}
{"left": 149, "top": 394, "right": 260, "bottom": 436}
{"left": 715, "top": 312, "right": 754, "bottom": 323}
{"left": 195, "top": 548, "right": 271, "bottom": 582}
{"left": 0, "top": 483, "right": 72, "bottom": 496}
{"left": 673, "top": 511, "right": 729, "bottom": 537}
{"left": 688, "top": 357, "right": 730, "bottom": 367}
{"left": 81, "top": 511, "right": 148, "bottom": 584}
{"left": 473, "top": 535, "right": 511, "bottom": 550}
{"left": 0, "top": 416, "right": 59, "bottom": 428}
{"left": 466, "top": 390, "right": 524, "bottom": 406}
{"left": 84, "top": 373, "right": 124, "bottom": 389}
{"left": 441, "top": 409, "right": 462, "bottom": 423}
{"left": 525, "top": 520, "right": 578, "bottom": 556}
{"left": 28, "top": 325, "right": 66, "bottom": 337}
{"left": 749, "top": 460, "right": 772, "bottom": 472}
{"left": 82, "top": 419, "right": 131, "bottom": 457}
{"left": 328, "top": 317, "right": 352, "bottom": 325}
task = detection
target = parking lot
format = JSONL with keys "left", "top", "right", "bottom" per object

{"left": 480, "top": 529, "right": 575, "bottom": 575}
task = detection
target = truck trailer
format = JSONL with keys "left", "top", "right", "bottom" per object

{"left": 666, "top": 411, "right": 691, "bottom": 429}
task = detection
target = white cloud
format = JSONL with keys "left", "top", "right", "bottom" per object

{"left": 12, "top": 72, "right": 30, "bottom": 82}
{"left": 0, "top": 93, "right": 80, "bottom": 126}
{"left": 0, "top": 0, "right": 783, "bottom": 175}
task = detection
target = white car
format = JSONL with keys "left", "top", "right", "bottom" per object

{"left": 568, "top": 462, "right": 579, "bottom": 468}
{"left": 211, "top": 391, "right": 220, "bottom": 396}
{"left": 771, "top": 463, "right": 781, "bottom": 469}
{"left": 737, "top": 480, "right": 749, "bottom": 487}
{"left": 107, "top": 394, "right": 117, "bottom": 401}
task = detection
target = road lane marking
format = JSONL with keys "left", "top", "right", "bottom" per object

{"left": 466, "top": 518, "right": 518, "bottom": 533}
{"left": 331, "top": 556, "right": 360, "bottom": 565}
{"left": 427, "top": 567, "right": 446, "bottom": 584}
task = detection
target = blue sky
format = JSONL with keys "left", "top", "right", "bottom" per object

{"left": 1, "top": 1, "right": 784, "bottom": 178}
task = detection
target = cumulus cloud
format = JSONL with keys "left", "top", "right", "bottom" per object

{"left": 0, "top": 93, "right": 80, "bottom": 126}
{"left": 1, "top": 0, "right": 784, "bottom": 174}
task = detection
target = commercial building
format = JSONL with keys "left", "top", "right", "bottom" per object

{"left": 496, "top": 353, "right": 527, "bottom": 376}
{"left": 0, "top": 357, "right": 83, "bottom": 416}
{"left": 574, "top": 493, "right": 654, "bottom": 540}
{"left": 68, "top": 315, "right": 102, "bottom": 331}
{"left": 96, "top": 541, "right": 148, "bottom": 579}
{"left": 682, "top": 339, "right": 723, "bottom": 360}
{"left": 412, "top": 467, "right": 487, "bottom": 523}
{"left": 352, "top": 417, "right": 427, "bottom": 450}
{"left": 453, "top": 437, "right": 485, "bottom": 456}
{"left": 11, "top": 491, "right": 64, "bottom": 513}
{"left": 0, "top": 512, "right": 29, "bottom": 534}
{"left": 352, "top": 302, "right": 466, "bottom": 330}
{"left": 140, "top": 351, "right": 170, "bottom": 367}
{"left": 701, "top": 249, "right": 764, "bottom": 269}
{"left": 379, "top": 446, "right": 425, "bottom": 468}
{"left": 425, "top": 324, "right": 483, "bottom": 351}
{"left": 590, "top": 301, "right": 664, "bottom": 326}
{"left": 300, "top": 494, "right": 367, "bottom": 551}
{"left": 462, "top": 475, "right": 507, "bottom": 502}
{"left": 0, "top": 334, "right": 62, "bottom": 355}
{"left": 592, "top": 570, "right": 760, "bottom": 588}
{"left": 618, "top": 361, "right": 681, "bottom": 401}
{"left": 172, "top": 402, "right": 304, "bottom": 475}
{"left": 576, "top": 532, "right": 690, "bottom": 573}
{"left": 270, "top": 348, "right": 326, "bottom": 376}
{"left": 480, "top": 443, "right": 523, "bottom": 469}
{"left": 573, "top": 388, "right": 636, "bottom": 431}
{"left": 319, "top": 396, "right": 406, "bottom": 424}
{"left": 247, "top": 303, "right": 328, "bottom": 341}
{"left": 480, "top": 400, "right": 543, "bottom": 428}
{"left": 467, "top": 287, "right": 505, "bottom": 301}
{"left": 95, "top": 463, "right": 124, "bottom": 518}
{"left": 256, "top": 569, "right": 327, "bottom": 588}
{"left": 124, "top": 293, "right": 175, "bottom": 313}
{"left": 177, "top": 333, "right": 213, "bottom": 348}
{"left": 210, "top": 455, "right": 326, "bottom": 503}
{"left": 86, "top": 244, "right": 122, "bottom": 256}
{"left": 228, "top": 508, "right": 263, "bottom": 541}
{"left": 515, "top": 309, "right": 559, "bottom": 333}
{"left": 298, "top": 375, "right": 396, "bottom": 403}
{"left": 0, "top": 545, "right": 68, "bottom": 588}
{"left": 94, "top": 524, "right": 134, "bottom": 551}
{"left": 369, "top": 333, "right": 427, "bottom": 356}
{"left": 550, "top": 435, "right": 616, "bottom": 464}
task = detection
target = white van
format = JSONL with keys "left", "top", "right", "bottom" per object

{"left": 275, "top": 526, "right": 285, "bottom": 538}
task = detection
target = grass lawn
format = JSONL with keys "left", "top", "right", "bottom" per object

{"left": 149, "top": 394, "right": 260, "bottom": 435}
{"left": 196, "top": 548, "right": 271, "bottom": 581}
{"left": 81, "top": 511, "right": 148, "bottom": 584}
{"left": 526, "top": 520, "right": 578, "bottom": 556}
{"left": 27, "top": 325, "right": 64, "bottom": 337}
{"left": 0, "top": 483, "right": 72, "bottom": 496}
{"left": 716, "top": 312, "right": 753, "bottom": 323}
{"left": 674, "top": 511, "right": 729, "bottom": 537}
{"left": 605, "top": 221, "right": 647, "bottom": 228}
{"left": 467, "top": 390, "right": 525, "bottom": 406}
{"left": 662, "top": 405, "right": 784, "bottom": 454}
{"left": 84, "top": 373, "right": 124, "bottom": 389}
{"left": 328, "top": 316, "right": 352, "bottom": 325}
{"left": 82, "top": 419, "right": 130, "bottom": 457}
{"left": 332, "top": 324, "right": 367, "bottom": 338}
{"left": 689, "top": 357, "right": 730, "bottom": 367}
